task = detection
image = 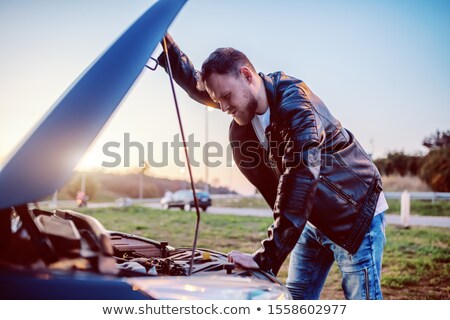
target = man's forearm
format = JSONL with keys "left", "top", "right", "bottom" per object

{"left": 157, "top": 38, "right": 218, "bottom": 108}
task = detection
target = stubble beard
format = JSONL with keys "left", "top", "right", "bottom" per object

{"left": 234, "top": 93, "right": 258, "bottom": 126}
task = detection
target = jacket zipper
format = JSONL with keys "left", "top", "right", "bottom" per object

{"left": 265, "top": 126, "right": 281, "bottom": 180}
{"left": 319, "top": 175, "right": 358, "bottom": 210}
{"left": 272, "top": 164, "right": 281, "bottom": 180}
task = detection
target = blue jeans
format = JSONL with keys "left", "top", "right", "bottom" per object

{"left": 286, "top": 212, "right": 386, "bottom": 300}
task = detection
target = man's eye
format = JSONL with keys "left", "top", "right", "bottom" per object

{"left": 225, "top": 93, "right": 231, "bottom": 99}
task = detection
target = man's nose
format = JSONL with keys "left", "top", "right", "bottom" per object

{"left": 220, "top": 101, "right": 229, "bottom": 112}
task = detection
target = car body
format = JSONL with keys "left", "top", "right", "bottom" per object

{"left": 115, "top": 197, "right": 134, "bottom": 208}
{"left": 160, "top": 191, "right": 174, "bottom": 209}
{"left": 162, "top": 189, "right": 212, "bottom": 211}
{"left": 0, "top": 0, "right": 291, "bottom": 300}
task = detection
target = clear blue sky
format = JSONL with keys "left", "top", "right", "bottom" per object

{"left": 1, "top": 0, "right": 449, "bottom": 194}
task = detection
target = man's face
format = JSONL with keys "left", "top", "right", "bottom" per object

{"left": 204, "top": 72, "right": 257, "bottom": 126}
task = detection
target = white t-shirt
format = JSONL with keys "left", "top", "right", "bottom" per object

{"left": 251, "top": 107, "right": 388, "bottom": 215}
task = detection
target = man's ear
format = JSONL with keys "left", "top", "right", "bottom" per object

{"left": 240, "top": 67, "right": 252, "bottom": 83}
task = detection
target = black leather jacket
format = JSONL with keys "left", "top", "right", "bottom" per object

{"left": 158, "top": 43, "right": 383, "bottom": 274}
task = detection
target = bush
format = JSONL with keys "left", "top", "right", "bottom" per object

{"left": 419, "top": 148, "right": 450, "bottom": 192}
{"left": 374, "top": 152, "right": 422, "bottom": 177}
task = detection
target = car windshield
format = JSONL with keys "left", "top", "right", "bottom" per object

{"left": 196, "top": 192, "right": 209, "bottom": 198}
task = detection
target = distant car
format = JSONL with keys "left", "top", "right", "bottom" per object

{"left": 115, "top": 197, "right": 133, "bottom": 207}
{"left": 160, "top": 191, "right": 173, "bottom": 210}
{"left": 162, "top": 189, "right": 212, "bottom": 211}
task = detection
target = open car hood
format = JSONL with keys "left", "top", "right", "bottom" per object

{"left": 0, "top": 0, "right": 187, "bottom": 210}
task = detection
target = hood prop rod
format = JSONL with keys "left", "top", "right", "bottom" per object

{"left": 162, "top": 36, "right": 201, "bottom": 276}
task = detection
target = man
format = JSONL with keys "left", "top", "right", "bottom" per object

{"left": 157, "top": 34, "right": 388, "bottom": 300}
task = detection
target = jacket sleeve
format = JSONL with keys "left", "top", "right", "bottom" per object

{"left": 252, "top": 82, "right": 324, "bottom": 274}
{"left": 157, "top": 41, "right": 219, "bottom": 109}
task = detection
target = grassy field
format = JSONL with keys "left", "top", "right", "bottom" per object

{"left": 212, "top": 197, "right": 450, "bottom": 217}
{"left": 212, "top": 196, "right": 270, "bottom": 209}
{"left": 386, "top": 199, "right": 450, "bottom": 217}
{"left": 79, "top": 206, "right": 450, "bottom": 299}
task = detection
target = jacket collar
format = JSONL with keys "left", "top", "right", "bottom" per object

{"left": 259, "top": 72, "right": 278, "bottom": 132}
{"left": 259, "top": 72, "right": 276, "bottom": 109}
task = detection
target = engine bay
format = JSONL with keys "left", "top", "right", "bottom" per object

{"left": 110, "top": 231, "right": 240, "bottom": 277}
{"left": 0, "top": 207, "right": 279, "bottom": 284}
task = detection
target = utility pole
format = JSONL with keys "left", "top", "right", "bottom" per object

{"left": 204, "top": 107, "right": 214, "bottom": 192}
{"left": 180, "top": 167, "right": 187, "bottom": 189}
{"left": 80, "top": 172, "right": 86, "bottom": 194}
{"left": 139, "top": 162, "right": 149, "bottom": 199}
{"left": 229, "top": 160, "right": 235, "bottom": 194}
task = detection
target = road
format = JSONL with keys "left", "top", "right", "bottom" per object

{"left": 142, "top": 203, "right": 450, "bottom": 228}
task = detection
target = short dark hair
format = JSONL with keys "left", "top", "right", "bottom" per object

{"left": 200, "top": 47, "right": 256, "bottom": 83}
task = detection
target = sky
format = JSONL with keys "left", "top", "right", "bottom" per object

{"left": 0, "top": 0, "right": 449, "bottom": 195}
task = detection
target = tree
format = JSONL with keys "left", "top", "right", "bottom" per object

{"left": 407, "top": 155, "right": 422, "bottom": 176}
{"left": 374, "top": 152, "right": 421, "bottom": 177}
{"left": 423, "top": 130, "right": 450, "bottom": 149}
{"left": 419, "top": 147, "right": 450, "bottom": 192}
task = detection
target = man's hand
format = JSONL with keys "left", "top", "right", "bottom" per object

{"left": 227, "top": 250, "right": 260, "bottom": 269}
{"left": 163, "top": 33, "right": 175, "bottom": 48}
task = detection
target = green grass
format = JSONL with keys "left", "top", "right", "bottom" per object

{"left": 79, "top": 206, "right": 268, "bottom": 253}
{"left": 386, "top": 199, "right": 450, "bottom": 217}
{"left": 79, "top": 206, "right": 450, "bottom": 299}
{"left": 213, "top": 197, "right": 450, "bottom": 217}
{"left": 213, "top": 197, "right": 271, "bottom": 209}
{"left": 379, "top": 226, "right": 450, "bottom": 299}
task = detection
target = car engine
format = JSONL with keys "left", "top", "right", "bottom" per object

{"left": 0, "top": 207, "right": 280, "bottom": 284}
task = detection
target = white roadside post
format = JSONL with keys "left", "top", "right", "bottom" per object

{"left": 50, "top": 190, "right": 58, "bottom": 209}
{"left": 400, "top": 190, "right": 411, "bottom": 228}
